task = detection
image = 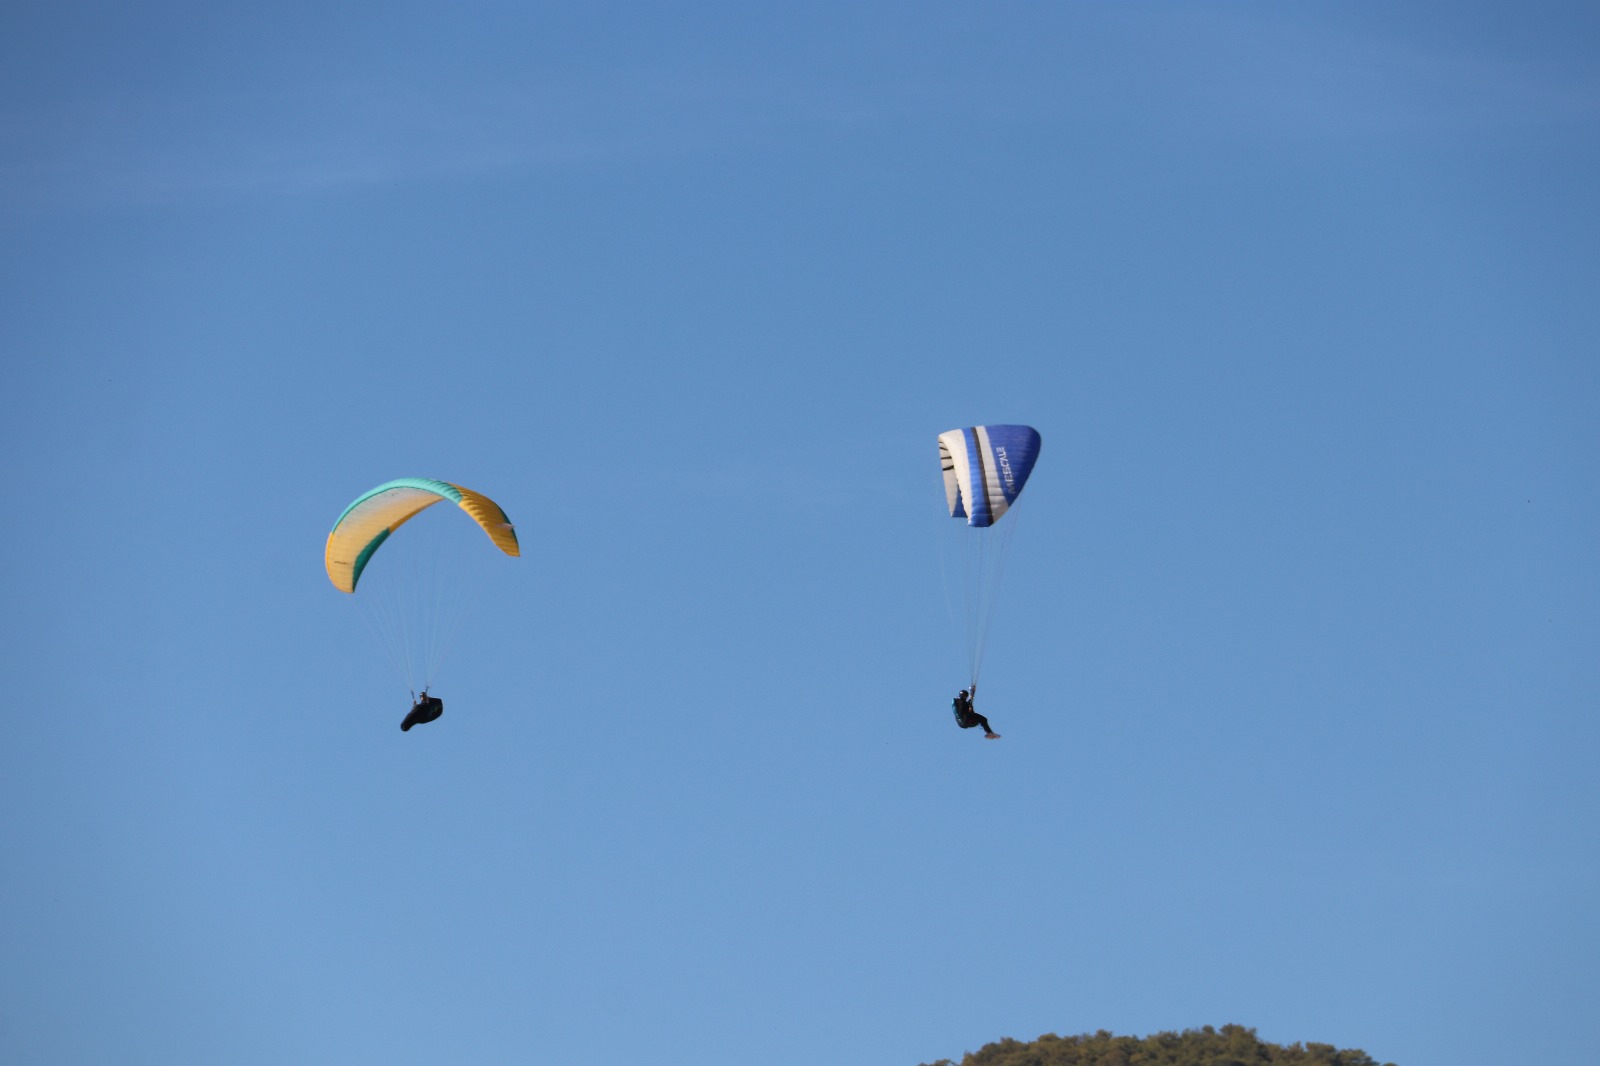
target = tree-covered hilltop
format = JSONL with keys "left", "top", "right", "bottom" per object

{"left": 920, "top": 1024, "right": 1395, "bottom": 1066}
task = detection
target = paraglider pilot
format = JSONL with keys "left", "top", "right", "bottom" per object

{"left": 953, "top": 684, "right": 999, "bottom": 739}
{"left": 401, "top": 691, "right": 444, "bottom": 732}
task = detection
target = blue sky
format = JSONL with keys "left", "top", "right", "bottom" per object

{"left": 3, "top": 4, "right": 1597, "bottom": 1065}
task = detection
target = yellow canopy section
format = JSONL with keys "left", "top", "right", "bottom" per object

{"left": 325, "top": 477, "right": 519, "bottom": 593}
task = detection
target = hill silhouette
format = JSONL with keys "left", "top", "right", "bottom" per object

{"left": 920, "top": 1023, "right": 1395, "bottom": 1066}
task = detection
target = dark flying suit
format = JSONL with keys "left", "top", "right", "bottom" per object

{"left": 401, "top": 694, "right": 444, "bottom": 732}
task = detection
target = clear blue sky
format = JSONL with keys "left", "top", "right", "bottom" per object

{"left": 4, "top": 4, "right": 1597, "bottom": 1065}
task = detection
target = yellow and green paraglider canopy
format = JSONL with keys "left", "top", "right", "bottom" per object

{"left": 325, "top": 477, "right": 519, "bottom": 594}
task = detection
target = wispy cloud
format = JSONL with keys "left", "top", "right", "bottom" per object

{"left": 1156, "top": 9, "right": 1600, "bottom": 141}
{"left": 4, "top": 12, "right": 1596, "bottom": 220}
{"left": 0, "top": 76, "right": 699, "bottom": 212}
{"left": 0, "top": 63, "right": 1003, "bottom": 218}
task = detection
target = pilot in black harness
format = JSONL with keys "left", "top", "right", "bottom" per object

{"left": 401, "top": 691, "right": 444, "bottom": 732}
{"left": 952, "top": 684, "right": 999, "bottom": 739}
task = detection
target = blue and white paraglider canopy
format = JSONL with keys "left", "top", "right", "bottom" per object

{"left": 936, "top": 424, "right": 1042, "bottom": 687}
{"left": 938, "top": 424, "right": 1042, "bottom": 528}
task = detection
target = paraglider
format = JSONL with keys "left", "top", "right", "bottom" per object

{"left": 937, "top": 424, "right": 1041, "bottom": 737}
{"left": 326, "top": 477, "right": 518, "bottom": 730}
{"left": 325, "top": 477, "right": 519, "bottom": 594}
{"left": 401, "top": 691, "right": 445, "bottom": 732}
{"left": 952, "top": 684, "right": 999, "bottom": 739}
